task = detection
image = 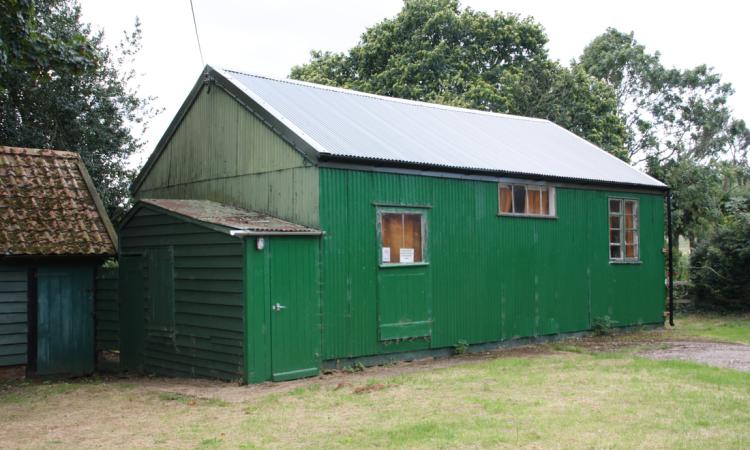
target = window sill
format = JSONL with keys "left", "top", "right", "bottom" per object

{"left": 379, "top": 262, "right": 430, "bottom": 269}
{"left": 609, "top": 259, "right": 642, "bottom": 265}
{"left": 497, "top": 213, "right": 558, "bottom": 220}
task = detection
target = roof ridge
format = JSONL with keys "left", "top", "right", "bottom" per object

{"left": 0, "top": 146, "right": 80, "bottom": 159}
{"left": 219, "top": 67, "right": 549, "bottom": 124}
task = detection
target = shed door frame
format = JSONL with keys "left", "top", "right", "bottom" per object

{"left": 244, "top": 236, "right": 321, "bottom": 383}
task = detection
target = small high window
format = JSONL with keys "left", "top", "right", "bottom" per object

{"left": 499, "top": 184, "right": 555, "bottom": 217}
{"left": 378, "top": 210, "right": 426, "bottom": 264}
{"left": 609, "top": 198, "right": 639, "bottom": 261}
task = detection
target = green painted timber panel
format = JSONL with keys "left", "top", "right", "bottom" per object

{"left": 119, "top": 205, "right": 245, "bottom": 380}
{"left": 136, "top": 85, "right": 320, "bottom": 227}
{"left": 95, "top": 267, "right": 119, "bottom": 351}
{"left": 36, "top": 265, "right": 95, "bottom": 376}
{"left": 0, "top": 265, "right": 27, "bottom": 366}
{"left": 244, "top": 236, "right": 321, "bottom": 383}
{"left": 319, "top": 168, "right": 665, "bottom": 360}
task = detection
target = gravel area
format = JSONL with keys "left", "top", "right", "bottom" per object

{"left": 642, "top": 340, "right": 750, "bottom": 371}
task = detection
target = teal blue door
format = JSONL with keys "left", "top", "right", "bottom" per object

{"left": 36, "top": 266, "right": 95, "bottom": 376}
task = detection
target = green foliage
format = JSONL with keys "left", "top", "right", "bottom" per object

{"left": 690, "top": 196, "right": 750, "bottom": 311}
{"left": 453, "top": 339, "right": 469, "bottom": 355}
{"left": 591, "top": 316, "right": 618, "bottom": 336}
{"left": 579, "top": 28, "right": 745, "bottom": 165}
{"left": 291, "top": 0, "right": 627, "bottom": 159}
{"left": 0, "top": 0, "right": 158, "bottom": 215}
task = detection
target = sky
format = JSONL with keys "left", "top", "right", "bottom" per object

{"left": 78, "top": 0, "right": 750, "bottom": 167}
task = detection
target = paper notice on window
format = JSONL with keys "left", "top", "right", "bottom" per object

{"left": 400, "top": 248, "right": 415, "bottom": 263}
{"left": 382, "top": 247, "right": 391, "bottom": 263}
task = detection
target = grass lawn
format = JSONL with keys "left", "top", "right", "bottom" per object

{"left": 672, "top": 312, "right": 750, "bottom": 345}
{"left": 1, "top": 313, "right": 749, "bottom": 449}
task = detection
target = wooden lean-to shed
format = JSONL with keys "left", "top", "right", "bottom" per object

{"left": 0, "top": 147, "right": 117, "bottom": 378}
{"left": 120, "top": 66, "right": 668, "bottom": 383}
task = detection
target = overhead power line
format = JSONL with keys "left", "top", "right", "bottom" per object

{"left": 189, "top": 0, "right": 205, "bottom": 66}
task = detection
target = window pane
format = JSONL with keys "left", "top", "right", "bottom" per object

{"left": 609, "top": 215, "right": 620, "bottom": 229}
{"left": 609, "top": 199, "right": 621, "bottom": 213}
{"left": 541, "top": 188, "right": 549, "bottom": 215}
{"left": 527, "top": 188, "right": 542, "bottom": 214}
{"left": 625, "top": 244, "right": 637, "bottom": 258}
{"left": 381, "top": 213, "right": 403, "bottom": 263}
{"left": 624, "top": 230, "right": 635, "bottom": 245}
{"left": 402, "top": 214, "right": 423, "bottom": 262}
{"left": 610, "top": 229, "right": 621, "bottom": 244}
{"left": 513, "top": 185, "right": 526, "bottom": 214}
{"left": 499, "top": 186, "right": 513, "bottom": 213}
{"left": 624, "top": 200, "right": 636, "bottom": 215}
{"left": 610, "top": 245, "right": 621, "bottom": 259}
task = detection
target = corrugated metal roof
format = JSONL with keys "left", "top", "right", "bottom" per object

{"left": 142, "top": 199, "right": 322, "bottom": 234}
{"left": 0, "top": 146, "right": 117, "bottom": 256}
{"left": 218, "top": 68, "right": 665, "bottom": 189}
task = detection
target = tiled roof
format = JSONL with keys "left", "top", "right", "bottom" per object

{"left": 0, "top": 146, "right": 117, "bottom": 256}
{"left": 141, "top": 199, "right": 322, "bottom": 234}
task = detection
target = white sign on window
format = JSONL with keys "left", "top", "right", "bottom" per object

{"left": 400, "top": 248, "right": 415, "bottom": 263}
{"left": 381, "top": 247, "right": 391, "bottom": 263}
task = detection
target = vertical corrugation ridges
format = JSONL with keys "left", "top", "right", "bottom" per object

{"left": 320, "top": 168, "right": 665, "bottom": 361}
{"left": 137, "top": 85, "right": 320, "bottom": 228}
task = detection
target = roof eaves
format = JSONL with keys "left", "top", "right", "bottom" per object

{"left": 318, "top": 153, "right": 670, "bottom": 192}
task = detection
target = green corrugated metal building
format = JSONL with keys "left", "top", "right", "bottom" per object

{"left": 120, "top": 66, "right": 668, "bottom": 383}
{"left": 0, "top": 147, "right": 117, "bottom": 378}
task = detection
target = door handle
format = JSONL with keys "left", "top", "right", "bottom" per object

{"left": 272, "top": 303, "right": 287, "bottom": 312}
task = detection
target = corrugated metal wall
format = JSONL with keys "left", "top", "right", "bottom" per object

{"left": 319, "top": 168, "right": 665, "bottom": 360}
{"left": 119, "top": 206, "right": 245, "bottom": 380}
{"left": 0, "top": 265, "right": 27, "bottom": 367}
{"left": 135, "top": 85, "right": 319, "bottom": 227}
{"left": 95, "top": 267, "right": 119, "bottom": 352}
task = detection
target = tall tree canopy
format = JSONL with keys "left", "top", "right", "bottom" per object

{"left": 291, "top": 0, "right": 628, "bottom": 159}
{"left": 578, "top": 28, "right": 746, "bottom": 165}
{"left": 0, "top": 0, "right": 157, "bottom": 214}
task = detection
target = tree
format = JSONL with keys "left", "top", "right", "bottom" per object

{"left": 579, "top": 28, "right": 746, "bottom": 165}
{"left": 0, "top": 0, "right": 157, "bottom": 215}
{"left": 690, "top": 194, "right": 750, "bottom": 311}
{"left": 291, "top": 0, "right": 627, "bottom": 159}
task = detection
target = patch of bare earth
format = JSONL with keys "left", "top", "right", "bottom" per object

{"left": 640, "top": 340, "right": 750, "bottom": 371}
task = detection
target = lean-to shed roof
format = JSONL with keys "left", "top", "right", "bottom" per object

{"left": 140, "top": 199, "right": 322, "bottom": 235}
{"left": 0, "top": 146, "right": 117, "bottom": 257}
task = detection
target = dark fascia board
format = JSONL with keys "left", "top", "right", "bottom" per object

{"left": 318, "top": 154, "right": 670, "bottom": 194}
{"left": 118, "top": 201, "right": 237, "bottom": 237}
{"left": 130, "top": 65, "right": 320, "bottom": 195}
{"left": 74, "top": 158, "right": 119, "bottom": 252}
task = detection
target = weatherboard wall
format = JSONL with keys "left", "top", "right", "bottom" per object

{"left": 135, "top": 85, "right": 319, "bottom": 228}
{"left": 318, "top": 168, "right": 665, "bottom": 361}
{"left": 0, "top": 265, "right": 27, "bottom": 367}
{"left": 118, "top": 205, "right": 245, "bottom": 380}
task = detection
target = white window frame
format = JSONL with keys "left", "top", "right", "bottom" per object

{"left": 608, "top": 197, "right": 640, "bottom": 263}
{"left": 498, "top": 183, "right": 557, "bottom": 218}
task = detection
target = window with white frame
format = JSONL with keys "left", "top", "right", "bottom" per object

{"left": 498, "top": 184, "right": 556, "bottom": 217}
{"left": 609, "top": 198, "right": 639, "bottom": 261}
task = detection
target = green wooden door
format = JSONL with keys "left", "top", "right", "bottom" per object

{"left": 36, "top": 266, "right": 94, "bottom": 376}
{"left": 119, "top": 255, "right": 145, "bottom": 371}
{"left": 269, "top": 238, "right": 320, "bottom": 381}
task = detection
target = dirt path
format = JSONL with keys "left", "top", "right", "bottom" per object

{"left": 641, "top": 340, "right": 750, "bottom": 371}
